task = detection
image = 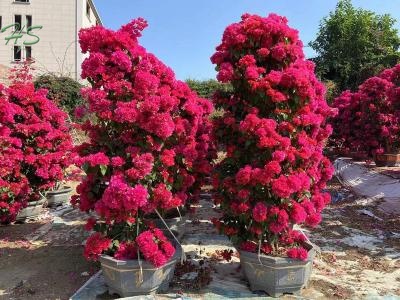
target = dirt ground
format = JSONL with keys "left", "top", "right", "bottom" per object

{"left": 0, "top": 171, "right": 399, "bottom": 299}
{"left": 0, "top": 209, "right": 98, "bottom": 300}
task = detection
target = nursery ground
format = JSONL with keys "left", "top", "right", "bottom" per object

{"left": 1, "top": 160, "right": 400, "bottom": 299}
{"left": 0, "top": 208, "right": 99, "bottom": 300}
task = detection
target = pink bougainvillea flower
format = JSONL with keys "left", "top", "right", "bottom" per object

{"left": 211, "top": 13, "right": 334, "bottom": 260}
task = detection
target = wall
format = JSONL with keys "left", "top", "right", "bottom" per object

{"left": 0, "top": 0, "right": 101, "bottom": 82}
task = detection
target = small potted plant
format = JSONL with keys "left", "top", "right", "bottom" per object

{"left": 211, "top": 14, "right": 335, "bottom": 297}
{"left": 73, "top": 19, "right": 212, "bottom": 297}
{"left": 0, "top": 62, "right": 73, "bottom": 222}
{"left": 332, "top": 65, "right": 400, "bottom": 166}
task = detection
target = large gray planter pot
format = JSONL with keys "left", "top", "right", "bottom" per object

{"left": 16, "top": 198, "right": 46, "bottom": 222}
{"left": 152, "top": 216, "right": 187, "bottom": 241}
{"left": 100, "top": 244, "right": 182, "bottom": 297}
{"left": 239, "top": 244, "right": 315, "bottom": 297}
{"left": 46, "top": 186, "right": 72, "bottom": 207}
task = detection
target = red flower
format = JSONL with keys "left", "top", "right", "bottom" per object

{"left": 235, "top": 165, "right": 252, "bottom": 185}
{"left": 114, "top": 242, "right": 138, "bottom": 260}
{"left": 136, "top": 229, "right": 175, "bottom": 267}
{"left": 240, "top": 241, "right": 257, "bottom": 252}
{"left": 253, "top": 202, "right": 268, "bottom": 223}
{"left": 287, "top": 247, "right": 308, "bottom": 261}
{"left": 84, "top": 233, "right": 112, "bottom": 260}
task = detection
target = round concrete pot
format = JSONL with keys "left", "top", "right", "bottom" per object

{"left": 16, "top": 198, "right": 46, "bottom": 222}
{"left": 46, "top": 186, "right": 72, "bottom": 207}
{"left": 239, "top": 244, "right": 315, "bottom": 297}
{"left": 100, "top": 244, "right": 182, "bottom": 297}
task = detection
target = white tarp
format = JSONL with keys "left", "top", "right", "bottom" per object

{"left": 334, "top": 158, "right": 400, "bottom": 214}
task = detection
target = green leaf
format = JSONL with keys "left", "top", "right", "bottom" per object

{"left": 100, "top": 165, "right": 108, "bottom": 176}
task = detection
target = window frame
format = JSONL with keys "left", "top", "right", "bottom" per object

{"left": 26, "top": 15, "right": 32, "bottom": 28}
{"left": 25, "top": 46, "right": 32, "bottom": 60}
{"left": 14, "top": 14, "right": 22, "bottom": 31}
{"left": 13, "top": 46, "right": 22, "bottom": 62}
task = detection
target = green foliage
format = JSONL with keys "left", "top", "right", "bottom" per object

{"left": 324, "top": 80, "right": 339, "bottom": 104}
{"left": 186, "top": 79, "right": 232, "bottom": 99}
{"left": 34, "top": 74, "right": 84, "bottom": 119}
{"left": 310, "top": 0, "right": 400, "bottom": 92}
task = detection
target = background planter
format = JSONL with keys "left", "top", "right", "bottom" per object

{"left": 100, "top": 244, "right": 182, "bottom": 297}
{"left": 147, "top": 208, "right": 187, "bottom": 241}
{"left": 374, "top": 153, "right": 400, "bottom": 167}
{"left": 349, "top": 151, "right": 368, "bottom": 162}
{"left": 46, "top": 186, "right": 72, "bottom": 207}
{"left": 152, "top": 216, "right": 187, "bottom": 242}
{"left": 239, "top": 244, "right": 315, "bottom": 297}
{"left": 16, "top": 198, "right": 46, "bottom": 222}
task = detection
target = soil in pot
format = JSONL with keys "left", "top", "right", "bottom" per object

{"left": 46, "top": 186, "right": 73, "bottom": 207}
{"left": 238, "top": 244, "right": 315, "bottom": 297}
{"left": 16, "top": 198, "right": 47, "bottom": 222}
{"left": 100, "top": 244, "right": 182, "bottom": 297}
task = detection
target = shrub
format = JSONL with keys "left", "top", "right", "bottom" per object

{"left": 186, "top": 79, "right": 232, "bottom": 99}
{"left": 332, "top": 64, "right": 400, "bottom": 156}
{"left": 73, "top": 19, "right": 213, "bottom": 265}
{"left": 211, "top": 14, "right": 335, "bottom": 260}
{"left": 34, "top": 74, "right": 84, "bottom": 119}
{"left": 0, "top": 64, "right": 73, "bottom": 224}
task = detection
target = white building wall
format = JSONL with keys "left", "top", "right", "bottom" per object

{"left": 76, "top": 0, "right": 98, "bottom": 81}
{"left": 0, "top": 0, "right": 101, "bottom": 82}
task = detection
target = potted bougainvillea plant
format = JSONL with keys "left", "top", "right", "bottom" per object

{"left": 0, "top": 62, "right": 73, "bottom": 223}
{"left": 332, "top": 64, "right": 400, "bottom": 166}
{"left": 211, "top": 14, "right": 336, "bottom": 297}
{"left": 73, "top": 19, "right": 213, "bottom": 297}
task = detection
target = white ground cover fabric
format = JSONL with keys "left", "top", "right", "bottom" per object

{"left": 334, "top": 158, "right": 400, "bottom": 214}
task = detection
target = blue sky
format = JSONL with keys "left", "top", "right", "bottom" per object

{"left": 94, "top": 0, "right": 400, "bottom": 80}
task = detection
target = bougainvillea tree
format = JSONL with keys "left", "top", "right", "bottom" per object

{"left": 211, "top": 14, "right": 336, "bottom": 260}
{"left": 0, "top": 63, "right": 73, "bottom": 224}
{"left": 73, "top": 19, "right": 213, "bottom": 267}
{"left": 332, "top": 64, "right": 400, "bottom": 156}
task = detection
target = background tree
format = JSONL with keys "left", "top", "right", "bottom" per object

{"left": 186, "top": 79, "right": 232, "bottom": 99}
{"left": 34, "top": 74, "right": 84, "bottom": 119}
{"left": 310, "top": 0, "right": 400, "bottom": 93}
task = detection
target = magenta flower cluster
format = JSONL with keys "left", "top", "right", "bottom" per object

{"left": 332, "top": 64, "right": 400, "bottom": 156}
{"left": 211, "top": 14, "right": 335, "bottom": 260}
{"left": 73, "top": 19, "right": 214, "bottom": 265}
{"left": 0, "top": 64, "right": 73, "bottom": 224}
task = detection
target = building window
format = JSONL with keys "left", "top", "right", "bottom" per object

{"left": 0, "top": 16, "right": 2, "bottom": 30}
{"left": 26, "top": 15, "right": 32, "bottom": 28}
{"left": 86, "top": 1, "right": 91, "bottom": 19}
{"left": 14, "top": 15, "right": 22, "bottom": 30}
{"left": 13, "top": 46, "right": 22, "bottom": 61}
{"left": 25, "top": 46, "right": 32, "bottom": 60}
{"left": 14, "top": 0, "right": 30, "bottom": 2}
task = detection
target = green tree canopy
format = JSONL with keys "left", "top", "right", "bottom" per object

{"left": 34, "top": 74, "right": 84, "bottom": 119}
{"left": 310, "top": 0, "right": 400, "bottom": 92}
{"left": 186, "top": 79, "right": 232, "bottom": 99}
